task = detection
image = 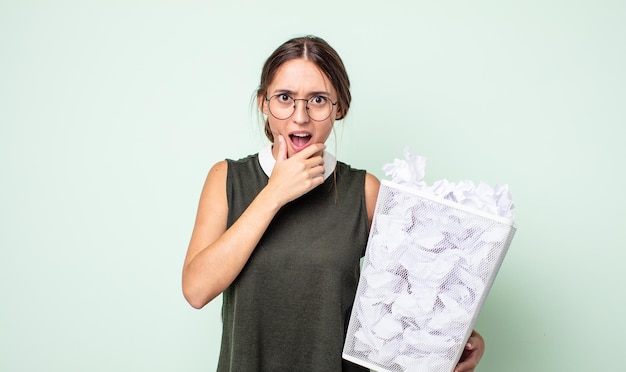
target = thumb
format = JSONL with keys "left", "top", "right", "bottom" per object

{"left": 276, "top": 134, "right": 288, "bottom": 161}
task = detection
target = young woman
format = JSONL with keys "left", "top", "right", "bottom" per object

{"left": 182, "top": 35, "right": 484, "bottom": 372}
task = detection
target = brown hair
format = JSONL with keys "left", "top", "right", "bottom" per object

{"left": 257, "top": 35, "right": 351, "bottom": 142}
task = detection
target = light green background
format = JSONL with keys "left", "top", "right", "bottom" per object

{"left": 2, "top": 1, "right": 624, "bottom": 371}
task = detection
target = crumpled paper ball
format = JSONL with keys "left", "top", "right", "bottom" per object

{"left": 382, "top": 147, "right": 515, "bottom": 219}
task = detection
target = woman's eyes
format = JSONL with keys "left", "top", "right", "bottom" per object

{"left": 277, "top": 94, "right": 291, "bottom": 103}
{"left": 310, "top": 96, "right": 327, "bottom": 105}
{"left": 274, "top": 94, "right": 328, "bottom": 105}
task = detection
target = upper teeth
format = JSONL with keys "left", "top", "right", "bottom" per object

{"left": 293, "top": 134, "right": 309, "bottom": 137}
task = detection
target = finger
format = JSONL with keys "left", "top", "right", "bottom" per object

{"left": 454, "top": 357, "right": 476, "bottom": 372}
{"left": 310, "top": 163, "right": 326, "bottom": 179}
{"left": 292, "top": 142, "right": 326, "bottom": 160}
{"left": 276, "top": 134, "right": 288, "bottom": 161}
{"left": 304, "top": 155, "right": 325, "bottom": 177}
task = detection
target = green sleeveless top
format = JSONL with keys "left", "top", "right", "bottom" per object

{"left": 217, "top": 153, "right": 370, "bottom": 372}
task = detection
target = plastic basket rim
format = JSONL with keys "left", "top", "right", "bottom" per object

{"left": 380, "top": 179, "right": 515, "bottom": 227}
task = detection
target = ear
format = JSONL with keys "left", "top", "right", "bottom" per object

{"left": 258, "top": 94, "right": 268, "bottom": 114}
{"left": 335, "top": 105, "right": 344, "bottom": 120}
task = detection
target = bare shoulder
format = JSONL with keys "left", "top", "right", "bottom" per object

{"left": 197, "top": 160, "right": 229, "bottom": 229}
{"left": 196, "top": 160, "right": 229, "bottom": 217}
{"left": 364, "top": 172, "right": 380, "bottom": 195}
{"left": 207, "top": 160, "right": 228, "bottom": 181}
{"left": 201, "top": 160, "right": 228, "bottom": 196}
{"left": 364, "top": 173, "right": 380, "bottom": 225}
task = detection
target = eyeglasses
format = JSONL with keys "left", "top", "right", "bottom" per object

{"left": 265, "top": 94, "right": 338, "bottom": 122}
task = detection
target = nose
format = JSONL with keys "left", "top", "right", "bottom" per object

{"left": 292, "top": 98, "right": 310, "bottom": 124}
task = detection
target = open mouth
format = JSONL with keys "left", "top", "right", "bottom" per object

{"left": 289, "top": 133, "right": 312, "bottom": 149}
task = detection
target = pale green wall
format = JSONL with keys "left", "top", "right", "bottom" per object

{"left": 1, "top": 1, "right": 625, "bottom": 371}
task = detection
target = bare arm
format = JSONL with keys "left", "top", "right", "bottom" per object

{"left": 364, "top": 172, "right": 380, "bottom": 228}
{"left": 182, "top": 137, "right": 327, "bottom": 309}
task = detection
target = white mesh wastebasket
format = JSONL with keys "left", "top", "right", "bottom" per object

{"left": 343, "top": 180, "right": 516, "bottom": 372}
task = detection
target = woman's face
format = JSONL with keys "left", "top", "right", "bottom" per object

{"left": 259, "top": 58, "right": 340, "bottom": 159}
